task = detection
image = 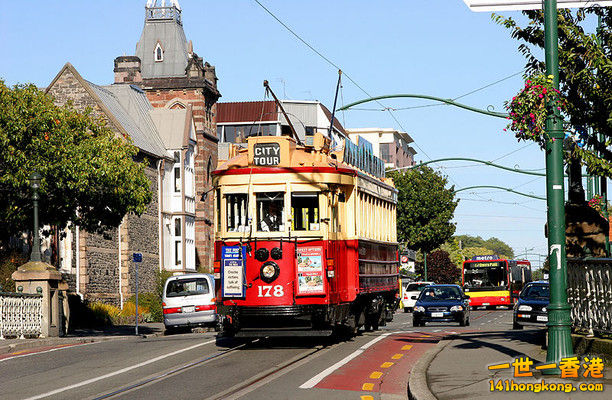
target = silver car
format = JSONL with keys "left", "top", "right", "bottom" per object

{"left": 163, "top": 274, "right": 216, "bottom": 332}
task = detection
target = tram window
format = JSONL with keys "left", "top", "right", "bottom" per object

{"left": 291, "top": 192, "right": 319, "bottom": 231}
{"left": 257, "top": 192, "right": 284, "bottom": 232}
{"left": 226, "top": 194, "right": 249, "bottom": 232}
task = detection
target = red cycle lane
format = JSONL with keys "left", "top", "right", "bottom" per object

{"left": 315, "top": 331, "right": 445, "bottom": 396}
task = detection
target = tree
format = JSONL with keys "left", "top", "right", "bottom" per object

{"left": 415, "top": 250, "right": 460, "bottom": 284}
{"left": 0, "top": 80, "right": 152, "bottom": 247}
{"left": 454, "top": 235, "right": 514, "bottom": 259}
{"left": 494, "top": 8, "right": 612, "bottom": 177}
{"left": 388, "top": 166, "right": 458, "bottom": 254}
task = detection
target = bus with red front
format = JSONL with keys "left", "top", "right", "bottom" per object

{"left": 462, "top": 255, "right": 532, "bottom": 309}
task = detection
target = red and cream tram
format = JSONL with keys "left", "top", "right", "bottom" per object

{"left": 213, "top": 133, "right": 399, "bottom": 336}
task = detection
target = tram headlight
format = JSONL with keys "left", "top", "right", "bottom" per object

{"left": 260, "top": 261, "right": 280, "bottom": 283}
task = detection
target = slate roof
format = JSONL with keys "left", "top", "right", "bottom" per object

{"left": 87, "top": 82, "right": 168, "bottom": 158}
{"left": 149, "top": 108, "right": 190, "bottom": 150}
{"left": 135, "top": 8, "right": 190, "bottom": 79}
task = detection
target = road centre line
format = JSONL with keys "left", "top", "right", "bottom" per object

{"left": 299, "top": 332, "right": 394, "bottom": 389}
{"left": 24, "top": 339, "right": 217, "bottom": 400}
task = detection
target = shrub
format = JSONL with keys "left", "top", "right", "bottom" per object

{"left": 0, "top": 251, "right": 26, "bottom": 292}
{"left": 87, "top": 302, "right": 121, "bottom": 326}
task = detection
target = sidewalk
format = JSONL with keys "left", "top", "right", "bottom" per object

{"left": 0, "top": 322, "right": 165, "bottom": 355}
{"left": 409, "top": 328, "right": 612, "bottom": 400}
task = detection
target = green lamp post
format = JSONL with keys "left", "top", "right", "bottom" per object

{"left": 29, "top": 172, "right": 42, "bottom": 263}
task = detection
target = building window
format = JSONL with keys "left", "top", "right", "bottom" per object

{"left": 175, "top": 241, "right": 182, "bottom": 265}
{"left": 174, "top": 166, "right": 181, "bottom": 192}
{"left": 154, "top": 42, "right": 164, "bottom": 62}
{"left": 207, "top": 156, "right": 213, "bottom": 184}
{"left": 380, "top": 143, "right": 391, "bottom": 163}
{"left": 174, "top": 218, "right": 181, "bottom": 236}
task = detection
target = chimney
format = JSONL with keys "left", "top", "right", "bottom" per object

{"left": 114, "top": 56, "right": 142, "bottom": 84}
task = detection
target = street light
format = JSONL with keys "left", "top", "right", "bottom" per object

{"left": 29, "top": 172, "right": 42, "bottom": 263}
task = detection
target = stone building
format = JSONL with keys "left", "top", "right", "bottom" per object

{"left": 43, "top": 0, "right": 220, "bottom": 305}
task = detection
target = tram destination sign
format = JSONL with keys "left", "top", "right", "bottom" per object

{"left": 253, "top": 142, "right": 281, "bottom": 166}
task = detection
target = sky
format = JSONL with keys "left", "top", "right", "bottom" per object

{"left": 3, "top": 0, "right": 600, "bottom": 269}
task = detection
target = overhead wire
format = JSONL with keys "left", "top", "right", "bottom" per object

{"left": 253, "top": 0, "right": 548, "bottom": 227}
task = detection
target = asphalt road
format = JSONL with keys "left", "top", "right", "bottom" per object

{"left": 0, "top": 308, "right": 524, "bottom": 400}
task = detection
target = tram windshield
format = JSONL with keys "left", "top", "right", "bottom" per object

{"left": 257, "top": 192, "right": 284, "bottom": 232}
{"left": 291, "top": 192, "right": 319, "bottom": 231}
{"left": 463, "top": 261, "right": 507, "bottom": 289}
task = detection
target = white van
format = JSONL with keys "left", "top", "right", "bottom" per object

{"left": 402, "top": 281, "right": 434, "bottom": 312}
{"left": 162, "top": 274, "right": 216, "bottom": 331}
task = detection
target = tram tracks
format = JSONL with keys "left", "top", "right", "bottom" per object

{"left": 90, "top": 338, "right": 261, "bottom": 400}
{"left": 90, "top": 337, "right": 331, "bottom": 400}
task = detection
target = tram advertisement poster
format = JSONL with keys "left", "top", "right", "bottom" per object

{"left": 221, "top": 246, "right": 246, "bottom": 297}
{"left": 296, "top": 246, "right": 325, "bottom": 294}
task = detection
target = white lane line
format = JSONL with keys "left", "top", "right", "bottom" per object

{"left": 0, "top": 342, "right": 96, "bottom": 363}
{"left": 299, "top": 332, "right": 394, "bottom": 389}
{"left": 432, "top": 329, "right": 441, "bottom": 332}
{"left": 24, "top": 339, "right": 216, "bottom": 400}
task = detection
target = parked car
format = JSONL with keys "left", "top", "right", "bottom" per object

{"left": 402, "top": 281, "right": 434, "bottom": 312}
{"left": 412, "top": 284, "right": 470, "bottom": 327}
{"left": 513, "top": 280, "right": 549, "bottom": 330}
{"left": 163, "top": 274, "right": 217, "bottom": 332}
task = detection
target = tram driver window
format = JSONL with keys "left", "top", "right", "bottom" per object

{"left": 291, "top": 192, "right": 319, "bottom": 231}
{"left": 257, "top": 192, "right": 284, "bottom": 232}
{"left": 226, "top": 194, "right": 249, "bottom": 232}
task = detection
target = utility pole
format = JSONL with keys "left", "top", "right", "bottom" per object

{"left": 543, "top": 0, "right": 573, "bottom": 372}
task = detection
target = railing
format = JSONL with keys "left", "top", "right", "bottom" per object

{"left": 146, "top": 6, "right": 181, "bottom": 23}
{"left": 567, "top": 259, "right": 612, "bottom": 336}
{"left": 0, "top": 292, "right": 43, "bottom": 339}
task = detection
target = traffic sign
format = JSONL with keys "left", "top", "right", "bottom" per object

{"left": 133, "top": 253, "right": 143, "bottom": 262}
{"left": 463, "top": 0, "right": 612, "bottom": 12}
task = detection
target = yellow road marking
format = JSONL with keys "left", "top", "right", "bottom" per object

{"left": 402, "top": 344, "right": 413, "bottom": 350}
{"left": 360, "top": 396, "right": 374, "bottom": 400}
{"left": 362, "top": 383, "right": 374, "bottom": 391}
{"left": 10, "top": 350, "right": 26, "bottom": 355}
{"left": 392, "top": 353, "right": 404, "bottom": 360}
{"left": 381, "top": 362, "right": 394, "bottom": 368}
{"left": 370, "top": 371, "right": 383, "bottom": 379}
{"left": 419, "top": 334, "right": 431, "bottom": 337}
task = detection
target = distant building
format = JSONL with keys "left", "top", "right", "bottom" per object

{"left": 216, "top": 100, "right": 346, "bottom": 149}
{"left": 345, "top": 128, "right": 417, "bottom": 170}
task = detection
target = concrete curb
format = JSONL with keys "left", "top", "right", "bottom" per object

{"left": 0, "top": 335, "right": 134, "bottom": 355}
{"left": 407, "top": 336, "right": 454, "bottom": 400}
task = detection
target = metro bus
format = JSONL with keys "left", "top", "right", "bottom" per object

{"left": 213, "top": 133, "right": 399, "bottom": 336}
{"left": 462, "top": 255, "right": 532, "bottom": 309}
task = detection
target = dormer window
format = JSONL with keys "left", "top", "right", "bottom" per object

{"left": 154, "top": 42, "right": 164, "bottom": 62}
